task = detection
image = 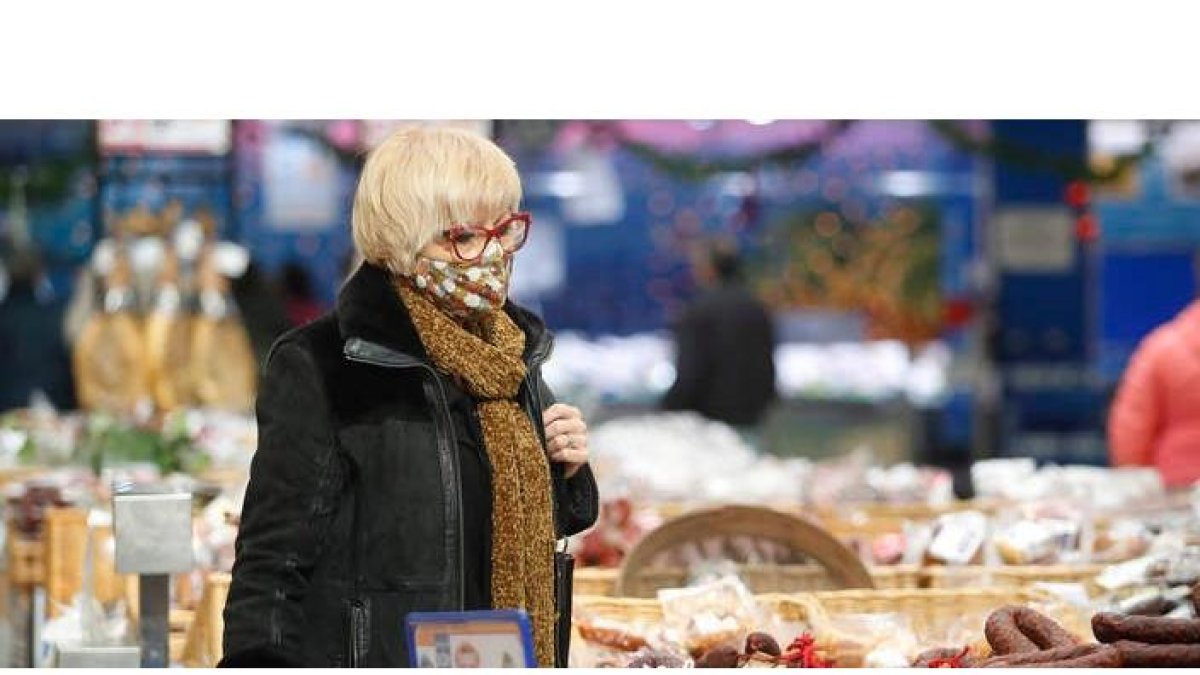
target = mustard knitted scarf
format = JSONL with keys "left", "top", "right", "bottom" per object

{"left": 396, "top": 280, "right": 557, "bottom": 667}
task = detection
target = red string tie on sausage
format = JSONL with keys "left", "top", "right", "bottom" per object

{"left": 779, "top": 633, "right": 834, "bottom": 668}
{"left": 927, "top": 646, "right": 971, "bottom": 668}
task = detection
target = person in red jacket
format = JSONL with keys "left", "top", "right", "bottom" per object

{"left": 1109, "top": 297, "right": 1200, "bottom": 488}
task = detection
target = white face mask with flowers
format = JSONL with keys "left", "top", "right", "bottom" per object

{"left": 409, "top": 240, "right": 511, "bottom": 322}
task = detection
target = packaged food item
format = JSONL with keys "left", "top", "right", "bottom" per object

{"left": 1097, "top": 554, "right": 1162, "bottom": 592}
{"left": 572, "top": 613, "right": 662, "bottom": 668}
{"left": 1093, "top": 519, "right": 1154, "bottom": 564}
{"left": 903, "top": 521, "right": 936, "bottom": 565}
{"left": 993, "top": 519, "right": 1080, "bottom": 565}
{"left": 809, "top": 611, "right": 916, "bottom": 668}
{"left": 870, "top": 532, "right": 907, "bottom": 566}
{"left": 926, "top": 511, "right": 988, "bottom": 566}
{"left": 622, "top": 645, "right": 690, "bottom": 668}
{"left": 658, "top": 575, "right": 762, "bottom": 657}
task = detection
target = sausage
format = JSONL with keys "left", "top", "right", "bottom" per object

{"left": 913, "top": 647, "right": 962, "bottom": 667}
{"left": 1034, "top": 645, "right": 1122, "bottom": 668}
{"left": 744, "top": 632, "right": 781, "bottom": 657}
{"left": 1123, "top": 595, "right": 1175, "bottom": 618}
{"left": 912, "top": 647, "right": 974, "bottom": 668}
{"left": 694, "top": 645, "right": 740, "bottom": 668}
{"left": 1012, "top": 607, "right": 1081, "bottom": 649}
{"left": 1114, "top": 640, "right": 1200, "bottom": 667}
{"left": 981, "top": 643, "right": 1103, "bottom": 667}
{"left": 985, "top": 606, "right": 1040, "bottom": 655}
{"left": 1092, "top": 611, "right": 1200, "bottom": 645}
{"left": 576, "top": 623, "right": 648, "bottom": 652}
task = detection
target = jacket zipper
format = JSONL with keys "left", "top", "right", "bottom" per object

{"left": 348, "top": 599, "right": 366, "bottom": 668}
{"left": 343, "top": 331, "right": 556, "bottom": 654}
{"left": 343, "top": 340, "right": 466, "bottom": 615}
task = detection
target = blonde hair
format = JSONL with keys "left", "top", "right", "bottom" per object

{"left": 351, "top": 126, "right": 523, "bottom": 274}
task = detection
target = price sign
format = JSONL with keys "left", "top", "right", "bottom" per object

{"left": 406, "top": 609, "right": 536, "bottom": 668}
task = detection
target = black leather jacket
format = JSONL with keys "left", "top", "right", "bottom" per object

{"left": 221, "top": 263, "right": 599, "bottom": 667}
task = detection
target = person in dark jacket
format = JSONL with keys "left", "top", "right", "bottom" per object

{"left": 0, "top": 252, "right": 76, "bottom": 411}
{"left": 663, "top": 243, "right": 777, "bottom": 430}
{"left": 229, "top": 260, "right": 293, "bottom": 370}
{"left": 221, "top": 127, "right": 598, "bottom": 668}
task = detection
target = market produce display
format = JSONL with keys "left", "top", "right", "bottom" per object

{"left": 4, "top": 391, "right": 1200, "bottom": 668}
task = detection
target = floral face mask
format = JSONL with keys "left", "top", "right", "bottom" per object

{"left": 409, "top": 241, "right": 511, "bottom": 321}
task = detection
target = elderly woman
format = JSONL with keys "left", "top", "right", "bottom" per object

{"left": 221, "top": 127, "right": 598, "bottom": 668}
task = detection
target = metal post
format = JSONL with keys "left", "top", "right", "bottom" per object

{"left": 113, "top": 487, "right": 194, "bottom": 669}
{"left": 137, "top": 574, "right": 170, "bottom": 668}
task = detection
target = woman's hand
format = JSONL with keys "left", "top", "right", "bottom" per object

{"left": 543, "top": 403, "right": 589, "bottom": 478}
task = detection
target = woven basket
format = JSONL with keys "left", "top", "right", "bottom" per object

{"left": 5, "top": 532, "right": 44, "bottom": 588}
{"left": 616, "top": 505, "right": 873, "bottom": 598}
{"left": 813, "top": 500, "right": 990, "bottom": 523}
{"left": 44, "top": 507, "right": 89, "bottom": 617}
{"left": 797, "top": 587, "right": 1053, "bottom": 632}
{"left": 576, "top": 564, "right": 923, "bottom": 598}
{"left": 572, "top": 594, "right": 670, "bottom": 626}
{"left": 575, "top": 567, "right": 618, "bottom": 596}
{"left": 572, "top": 587, "right": 1088, "bottom": 668}
{"left": 797, "top": 586, "right": 1091, "bottom": 664}
{"left": 871, "top": 564, "right": 924, "bottom": 590}
{"left": 182, "top": 572, "right": 232, "bottom": 668}
{"left": 923, "top": 564, "right": 1106, "bottom": 596}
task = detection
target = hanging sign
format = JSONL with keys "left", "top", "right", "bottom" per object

{"left": 99, "top": 121, "right": 232, "bottom": 155}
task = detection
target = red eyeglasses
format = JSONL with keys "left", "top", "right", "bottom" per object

{"left": 441, "top": 212, "right": 532, "bottom": 263}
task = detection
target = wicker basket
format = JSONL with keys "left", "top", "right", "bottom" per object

{"left": 5, "top": 532, "right": 44, "bottom": 587}
{"left": 797, "top": 587, "right": 1053, "bottom": 633}
{"left": 575, "top": 567, "right": 618, "bottom": 597}
{"left": 576, "top": 564, "right": 923, "bottom": 597}
{"left": 616, "top": 505, "right": 873, "bottom": 598}
{"left": 922, "top": 564, "right": 1106, "bottom": 596}
{"left": 182, "top": 572, "right": 232, "bottom": 668}
{"left": 572, "top": 594, "right": 669, "bottom": 625}
{"left": 871, "top": 564, "right": 924, "bottom": 590}
{"left": 792, "top": 583, "right": 1094, "bottom": 662}
{"left": 44, "top": 507, "right": 89, "bottom": 617}
{"left": 811, "top": 497, "right": 1008, "bottom": 523}
{"left": 572, "top": 587, "right": 1088, "bottom": 668}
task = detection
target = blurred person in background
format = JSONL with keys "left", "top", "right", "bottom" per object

{"left": 222, "top": 126, "right": 597, "bottom": 668}
{"left": 230, "top": 259, "right": 292, "bottom": 369}
{"left": 0, "top": 251, "right": 75, "bottom": 411}
{"left": 662, "top": 241, "right": 777, "bottom": 441}
{"left": 280, "top": 260, "right": 323, "bottom": 327}
{"left": 1109, "top": 256, "right": 1200, "bottom": 488}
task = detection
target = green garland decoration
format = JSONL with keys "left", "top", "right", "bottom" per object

{"left": 0, "top": 156, "right": 91, "bottom": 207}
{"left": 598, "top": 121, "right": 858, "bottom": 182}
{"left": 928, "top": 120, "right": 1161, "bottom": 184}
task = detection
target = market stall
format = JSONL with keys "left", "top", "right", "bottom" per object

{"left": 5, "top": 401, "right": 1198, "bottom": 667}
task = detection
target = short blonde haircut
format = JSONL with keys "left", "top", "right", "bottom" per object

{"left": 351, "top": 126, "right": 523, "bottom": 274}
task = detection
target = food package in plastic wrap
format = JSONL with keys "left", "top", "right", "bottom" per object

{"left": 1093, "top": 519, "right": 1154, "bottom": 564}
{"left": 993, "top": 518, "right": 1081, "bottom": 565}
{"left": 926, "top": 510, "right": 988, "bottom": 566}
{"left": 657, "top": 575, "right": 763, "bottom": 658}
{"left": 572, "top": 607, "right": 662, "bottom": 667}
{"left": 808, "top": 611, "right": 917, "bottom": 668}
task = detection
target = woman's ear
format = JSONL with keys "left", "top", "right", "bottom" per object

{"left": 413, "top": 257, "right": 430, "bottom": 275}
